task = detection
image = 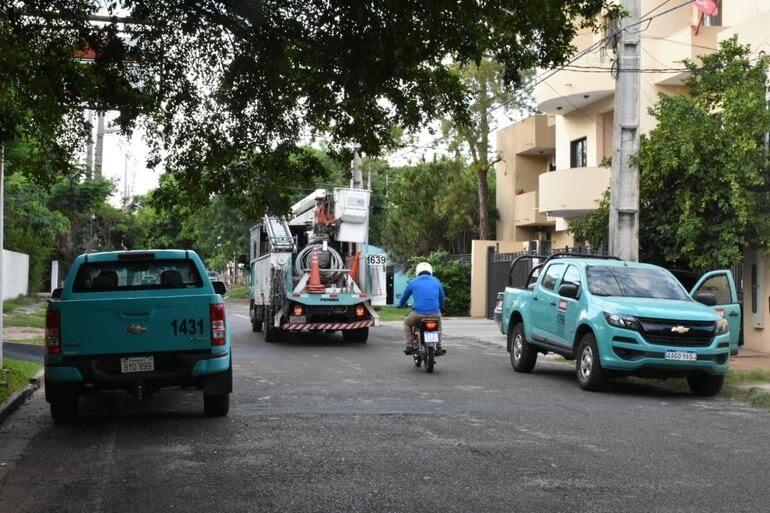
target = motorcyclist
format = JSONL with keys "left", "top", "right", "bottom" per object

{"left": 398, "top": 262, "right": 446, "bottom": 355}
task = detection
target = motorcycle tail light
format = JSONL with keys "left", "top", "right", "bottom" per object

{"left": 424, "top": 320, "right": 439, "bottom": 331}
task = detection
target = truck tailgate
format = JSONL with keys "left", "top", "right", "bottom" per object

{"left": 59, "top": 295, "right": 213, "bottom": 355}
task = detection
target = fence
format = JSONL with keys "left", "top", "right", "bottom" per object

{"left": 485, "top": 246, "right": 609, "bottom": 319}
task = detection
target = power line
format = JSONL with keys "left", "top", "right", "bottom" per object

{"left": 388, "top": 0, "right": 694, "bottom": 163}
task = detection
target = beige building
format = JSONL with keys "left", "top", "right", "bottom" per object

{"left": 473, "top": 1, "right": 770, "bottom": 347}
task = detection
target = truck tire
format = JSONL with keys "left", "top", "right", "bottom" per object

{"left": 251, "top": 305, "right": 262, "bottom": 333}
{"left": 263, "top": 308, "right": 280, "bottom": 342}
{"left": 343, "top": 328, "right": 369, "bottom": 344}
{"left": 687, "top": 374, "right": 724, "bottom": 396}
{"left": 203, "top": 393, "right": 230, "bottom": 417}
{"left": 576, "top": 332, "right": 607, "bottom": 391}
{"left": 50, "top": 399, "right": 79, "bottom": 424}
{"left": 509, "top": 322, "right": 537, "bottom": 373}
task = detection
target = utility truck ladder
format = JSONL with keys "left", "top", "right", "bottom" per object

{"left": 264, "top": 215, "right": 295, "bottom": 253}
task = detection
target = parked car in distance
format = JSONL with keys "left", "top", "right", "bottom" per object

{"left": 207, "top": 270, "right": 221, "bottom": 281}
{"left": 45, "top": 250, "right": 232, "bottom": 423}
{"left": 501, "top": 254, "right": 738, "bottom": 396}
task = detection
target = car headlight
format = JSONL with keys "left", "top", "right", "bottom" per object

{"left": 715, "top": 318, "right": 729, "bottom": 335}
{"left": 603, "top": 312, "right": 641, "bottom": 331}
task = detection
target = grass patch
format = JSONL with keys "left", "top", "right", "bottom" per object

{"left": 224, "top": 284, "right": 250, "bottom": 299}
{"left": 375, "top": 306, "right": 407, "bottom": 322}
{"left": 4, "top": 311, "right": 46, "bottom": 329}
{"left": 6, "top": 336, "right": 44, "bottom": 345}
{"left": 3, "top": 295, "right": 40, "bottom": 313}
{"left": 0, "top": 358, "right": 42, "bottom": 404}
{"left": 725, "top": 369, "right": 770, "bottom": 386}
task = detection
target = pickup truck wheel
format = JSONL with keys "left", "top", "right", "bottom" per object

{"left": 50, "top": 399, "right": 79, "bottom": 424}
{"left": 687, "top": 374, "right": 724, "bottom": 396}
{"left": 509, "top": 323, "right": 537, "bottom": 373}
{"left": 203, "top": 393, "right": 230, "bottom": 417}
{"left": 576, "top": 333, "right": 607, "bottom": 391}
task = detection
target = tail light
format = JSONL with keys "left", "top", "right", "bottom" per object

{"left": 211, "top": 304, "right": 226, "bottom": 346}
{"left": 423, "top": 320, "right": 439, "bottom": 331}
{"left": 293, "top": 304, "right": 304, "bottom": 316}
{"left": 45, "top": 310, "right": 61, "bottom": 354}
{"left": 355, "top": 305, "right": 365, "bottom": 317}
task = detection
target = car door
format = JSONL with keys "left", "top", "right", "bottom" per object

{"left": 553, "top": 264, "right": 583, "bottom": 347}
{"left": 690, "top": 270, "right": 741, "bottom": 354}
{"left": 531, "top": 263, "right": 565, "bottom": 344}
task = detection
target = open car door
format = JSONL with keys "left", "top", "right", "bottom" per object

{"left": 690, "top": 270, "right": 741, "bottom": 355}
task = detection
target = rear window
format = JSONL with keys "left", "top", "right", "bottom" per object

{"left": 73, "top": 259, "right": 203, "bottom": 292}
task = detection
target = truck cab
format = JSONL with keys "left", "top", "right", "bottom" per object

{"left": 501, "top": 254, "right": 738, "bottom": 396}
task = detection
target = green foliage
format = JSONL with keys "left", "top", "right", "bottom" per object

{"left": 223, "top": 285, "right": 250, "bottom": 300}
{"left": 571, "top": 38, "right": 770, "bottom": 269}
{"left": 568, "top": 189, "right": 609, "bottom": 249}
{"left": 441, "top": 58, "right": 533, "bottom": 240}
{"left": 0, "top": 359, "right": 42, "bottom": 404}
{"left": 4, "top": 173, "right": 68, "bottom": 291}
{"left": 407, "top": 251, "right": 471, "bottom": 316}
{"left": 381, "top": 158, "right": 481, "bottom": 260}
{"left": 640, "top": 37, "right": 770, "bottom": 269}
{"left": 3, "top": 295, "right": 40, "bottom": 313}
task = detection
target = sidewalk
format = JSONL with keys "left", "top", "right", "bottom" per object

{"left": 383, "top": 317, "right": 770, "bottom": 371}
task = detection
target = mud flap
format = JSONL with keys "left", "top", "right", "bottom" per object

{"left": 45, "top": 381, "right": 81, "bottom": 404}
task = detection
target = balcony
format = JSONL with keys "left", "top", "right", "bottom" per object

{"left": 512, "top": 116, "right": 555, "bottom": 155}
{"left": 538, "top": 167, "right": 611, "bottom": 218}
{"left": 514, "top": 191, "right": 553, "bottom": 227}
{"left": 535, "top": 48, "right": 614, "bottom": 114}
{"left": 645, "top": 25, "right": 720, "bottom": 85}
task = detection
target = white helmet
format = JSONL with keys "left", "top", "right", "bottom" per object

{"left": 416, "top": 262, "right": 433, "bottom": 276}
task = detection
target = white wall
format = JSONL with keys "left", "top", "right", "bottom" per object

{"left": 3, "top": 249, "right": 29, "bottom": 300}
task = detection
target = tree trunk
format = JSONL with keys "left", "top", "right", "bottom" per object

{"left": 476, "top": 165, "right": 490, "bottom": 240}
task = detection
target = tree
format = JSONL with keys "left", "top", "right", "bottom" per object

{"left": 569, "top": 38, "right": 770, "bottom": 269}
{"left": 441, "top": 58, "right": 533, "bottom": 240}
{"left": 639, "top": 37, "right": 770, "bottom": 269}
{"left": 2, "top": 1, "right": 617, "bottom": 201}
{"left": 381, "top": 158, "right": 479, "bottom": 260}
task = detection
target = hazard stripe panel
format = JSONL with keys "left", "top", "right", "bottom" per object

{"left": 282, "top": 320, "right": 375, "bottom": 331}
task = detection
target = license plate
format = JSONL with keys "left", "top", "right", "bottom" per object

{"left": 423, "top": 331, "right": 439, "bottom": 343}
{"left": 664, "top": 350, "right": 697, "bottom": 361}
{"left": 120, "top": 356, "right": 155, "bottom": 374}
{"left": 290, "top": 316, "right": 306, "bottom": 324}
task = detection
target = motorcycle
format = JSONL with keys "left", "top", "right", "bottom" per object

{"left": 410, "top": 317, "right": 443, "bottom": 373}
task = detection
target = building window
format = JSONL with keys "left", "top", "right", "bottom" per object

{"left": 570, "top": 137, "right": 587, "bottom": 168}
{"left": 703, "top": 9, "right": 722, "bottom": 27}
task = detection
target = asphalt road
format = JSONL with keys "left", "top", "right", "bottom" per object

{"left": 3, "top": 342, "right": 43, "bottom": 363}
{"left": 1, "top": 299, "right": 770, "bottom": 513}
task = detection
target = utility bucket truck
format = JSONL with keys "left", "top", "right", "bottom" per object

{"left": 248, "top": 187, "right": 383, "bottom": 343}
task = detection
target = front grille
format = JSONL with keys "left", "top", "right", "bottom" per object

{"left": 637, "top": 317, "right": 715, "bottom": 347}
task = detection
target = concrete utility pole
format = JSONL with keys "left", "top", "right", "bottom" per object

{"left": 609, "top": 0, "right": 641, "bottom": 261}
{"left": 85, "top": 110, "right": 94, "bottom": 179}
{"left": 94, "top": 112, "right": 105, "bottom": 178}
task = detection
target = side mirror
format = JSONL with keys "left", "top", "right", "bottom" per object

{"left": 694, "top": 292, "right": 717, "bottom": 306}
{"left": 237, "top": 254, "right": 248, "bottom": 265}
{"left": 559, "top": 282, "right": 580, "bottom": 300}
{"left": 51, "top": 288, "right": 63, "bottom": 300}
{"left": 212, "top": 281, "right": 227, "bottom": 295}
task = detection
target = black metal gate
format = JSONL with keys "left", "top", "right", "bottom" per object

{"left": 485, "top": 246, "right": 608, "bottom": 319}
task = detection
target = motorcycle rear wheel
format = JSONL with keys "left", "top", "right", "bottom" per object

{"left": 425, "top": 347, "right": 435, "bottom": 373}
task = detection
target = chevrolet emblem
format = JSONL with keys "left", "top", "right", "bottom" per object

{"left": 671, "top": 326, "right": 690, "bottom": 334}
{"left": 125, "top": 325, "right": 147, "bottom": 334}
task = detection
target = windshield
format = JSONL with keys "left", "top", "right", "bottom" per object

{"left": 587, "top": 266, "right": 691, "bottom": 301}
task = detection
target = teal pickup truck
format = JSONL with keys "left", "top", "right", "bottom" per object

{"left": 501, "top": 254, "right": 740, "bottom": 395}
{"left": 45, "top": 250, "right": 232, "bottom": 423}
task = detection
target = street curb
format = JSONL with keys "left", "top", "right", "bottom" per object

{"left": 0, "top": 369, "right": 44, "bottom": 427}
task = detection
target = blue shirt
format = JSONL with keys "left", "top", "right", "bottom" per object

{"left": 398, "top": 274, "right": 445, "bottom": 314}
